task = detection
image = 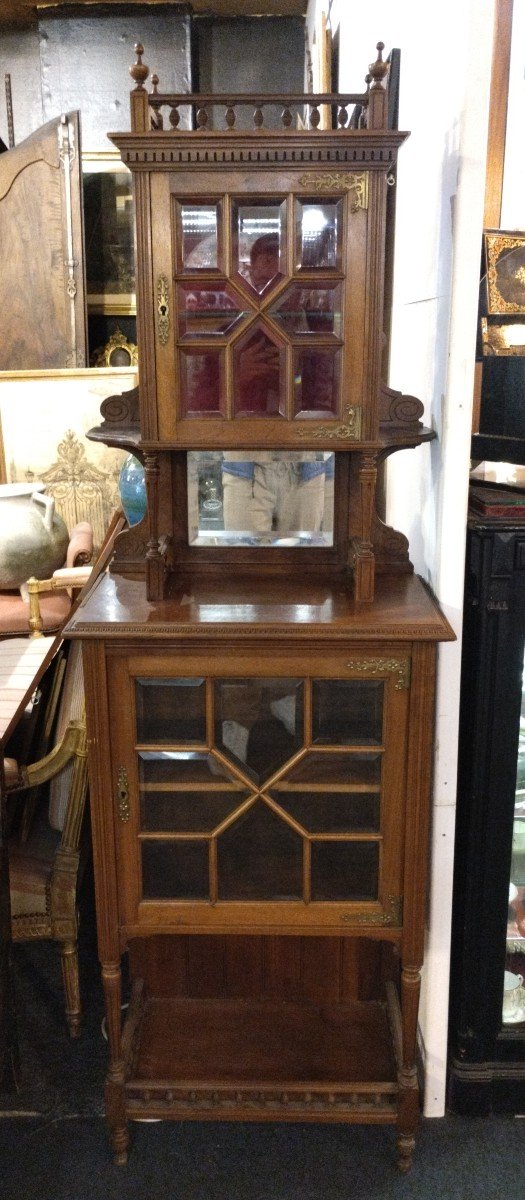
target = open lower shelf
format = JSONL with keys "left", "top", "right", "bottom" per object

{"left": 122, "top": 981, "right": 400, "bottom": 1123}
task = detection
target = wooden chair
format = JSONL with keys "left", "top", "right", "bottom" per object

{"left": 3, "top": 510, "right": 125, "bottom": 1036}
{"left": 6, "top": 640, "right": 88, "bottom": 1037}
{"left": 0, "top": 521, "right": 94, "bottom": 639}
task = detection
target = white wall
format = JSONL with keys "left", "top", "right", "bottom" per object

{"left": 307, "top": 0, "right": 495, "bottom": 1114}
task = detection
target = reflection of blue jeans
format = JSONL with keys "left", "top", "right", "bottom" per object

{"left": 222, "top": 461, "right": 328, "bottom": 533}
{"left": 222, "top": 460, "right": 326, "bottom": 483}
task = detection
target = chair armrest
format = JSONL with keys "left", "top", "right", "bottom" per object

{"left": 25, "top": 568, "right": 91, "bottom": 636}
{"left": 3, "top": 757, "right": 23, "bottom": 789}
{"left": 66, "top": 522, "right": 93, "bottom": 568}
{"left": 49, "top": 567, "right": 93, "bottom": 588}
{"left": 5, "top": 720, "right": 85, "bottom": 794}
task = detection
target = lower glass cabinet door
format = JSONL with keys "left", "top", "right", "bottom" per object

{"left": 109, "top": 656, "right": 410, "bottom": 929}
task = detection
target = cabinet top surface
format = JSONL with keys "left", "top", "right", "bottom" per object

{"left": 65, "top": 571, "right": 454, "bottom": 643}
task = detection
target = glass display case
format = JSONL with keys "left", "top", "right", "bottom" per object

{"left": 505, "top": 645, "right": 525, "bottom": 1020}
{"left": 449, "top": 505, "right": 525, "bottom": 1113}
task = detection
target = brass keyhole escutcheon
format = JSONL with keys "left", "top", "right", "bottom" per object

{"left": 156, "top": 275, "right": 170, "bottom": 345}
{"left": 117, "top": 767, "right": 130, "bottom": 822}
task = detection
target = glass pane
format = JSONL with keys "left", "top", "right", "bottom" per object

{"left": 294, "top": 348, "right": 341, "bottom": 416}
{"left": 232, "top": 325, "right": 285, "bottom": 416}
{"left": 311, "top": 842, "right": 379, "bottom": 901}
{"left": 505, "top": 644, "right": 525, "bottom": 1024}
{"left": 233, "top": 201, "right": 286, "bottom": 296}
{"left": 215, "top": 678, "right": 304, "bottom": 784}
{"left": 269, "top": 284, "right": 342, "bottom": 337}
{"left": 312, "top": 680, "right": 384, "bottom": 746}
{"left": 179, "top": 350, "right": 224, "bottom": 415}
{"left": 187, "top": 451, "right": 335, "bottom": 547}
{"left": 136, "top": 679, "right": 206, "bottom": 744}
{"left": 177, "top": 283, "right": 247, "bottom": 338}
{"left": 282, "top": 752, "right": 382, "bottom": 787}
{"left": 180, "top": 203, "right": 219, "bottom": 269}
{"left": 269, "top": 791, "right": 380, "bottom": 834}
{"left": 296, "top": 200, "right": 342, "bottom": 270}
{"left": 139, "top": 751, "right": 234, "bottom": 785}
{"left": 141, "top": 840, "right": 209, "bottom": 899}
{"left": 218, "top": 800, "right": 303, "bottom": 899}
{"left": 140, "top": 790, "right": 248, "bottom": 833}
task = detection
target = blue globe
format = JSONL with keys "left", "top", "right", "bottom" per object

{"left": 118, "top": 454, "right": 147, "bottom": 527}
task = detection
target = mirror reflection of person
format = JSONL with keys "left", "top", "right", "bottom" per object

{"left": 222, "top": 452, "right": 333, "bottom": 536}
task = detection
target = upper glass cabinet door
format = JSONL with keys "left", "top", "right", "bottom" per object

{"left": 153, "top": 169, "right": 370, "bottom": 447}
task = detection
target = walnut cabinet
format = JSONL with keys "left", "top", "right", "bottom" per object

{"left": 66, "top": 43, "right": 454, "bottom": 1171}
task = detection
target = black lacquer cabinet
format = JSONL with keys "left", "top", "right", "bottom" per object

{"left": 449, "top": 508, "right": 525, "bottom": 1114}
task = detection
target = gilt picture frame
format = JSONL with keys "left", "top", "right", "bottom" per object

{"left": 481, "top": 317, "right": 525, "bottom": 356}
{"left": 82, "top": 152, "right": 136, "bottom": 316}
{"left": 484, "top": 229, "right": 525, "bottom": 316}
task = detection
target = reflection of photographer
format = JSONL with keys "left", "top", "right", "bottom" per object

{"left": 222, "top": 452, "right": 333, "bottom": 535}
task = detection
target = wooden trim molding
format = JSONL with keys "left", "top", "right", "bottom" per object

{"left": 484, "top": 0, "right": 515, "bottom": 228}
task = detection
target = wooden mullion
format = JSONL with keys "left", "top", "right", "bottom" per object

{"left": 256, "top": 745, "right": 308, "bottom": 791}
{"left": 272, "top": 782, "right": 382, "bottom": 793}
{"left": 303, "top": 837, "right": 311, "bottom": 903}
{"left": 304, "top": 678, "right": 312, "bottom": 747}
{"left": 135, "top": 743, "right": 209, "bottom": 754}
{"left": 302, "top": 742, "right": 385, "bottom": 754}
{"left": 309, "top": 832, "right": 382, "bottom": 843}
{"left": 260, "top": 792, "right": 308, "bottom": 838}
{"left": 211, "top": 793, "right": 259, "bottom": 837}
{"left": 138, "top": 831, "right": 211, "bottom": 842}
{"left": 205, "top": 676, "right": 214, "bottom": 749}
{"left": 139, "top": 780, "right": 247, "bottom": 793}
{"left": 209, "top": 837, "right": 218, "bottom": 904}
{"left": 212, "top": 745, "right": 256, "bottom": 789}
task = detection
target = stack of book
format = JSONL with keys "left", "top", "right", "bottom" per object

{"left": 469, "top": 483, "right": 525, "bottom": 519}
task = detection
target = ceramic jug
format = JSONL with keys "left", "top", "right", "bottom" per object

{"left": 0, "top": 483, "right": 69, "bottom": 589}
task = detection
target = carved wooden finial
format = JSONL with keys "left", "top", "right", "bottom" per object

{"left": 151, "top": 74, "right": 159, "bottom": 94}
{"left": 130, "top": 43, "right": 149, "bottom": 90}
{"left": 369, "top": 41, "right": 388, "bottom": 89}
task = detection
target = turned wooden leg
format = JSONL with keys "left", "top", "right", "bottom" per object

{"left": 102, "top": 960, "right": 129, "bottom": 1165}
{"left": 396, "top": 964, "right": 422, "bottom": 1172}
{"left": 60, "top": 939, "right": 81, "bottom": 1038}
{"left": 397, "top": 1132, "right": 416, "bottom": 1173}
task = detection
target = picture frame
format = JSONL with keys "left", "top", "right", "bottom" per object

{"left": 481, "top": 317, "right": 525, "bottom": 357}
{"left": 82, "top": 152, "right": 136, "bottom": 316}
{"left": 484, "top": 229, "right": 525, "bottom": 315}
{"left": 90, "top": 328, "right": 138, "bottom": 368}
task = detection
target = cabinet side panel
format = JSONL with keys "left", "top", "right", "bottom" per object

{"left": 83, "top": 642, "right": 120, "bottom": 960}
{"left": 402, "top": 641, "right": 437, "bottom": 966}
{"left": 134, "top": 171, "right": 157, "bottom": 440}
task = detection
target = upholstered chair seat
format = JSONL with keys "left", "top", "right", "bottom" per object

{"left": 0, "top": 521, "right": 93, "bottom": 637}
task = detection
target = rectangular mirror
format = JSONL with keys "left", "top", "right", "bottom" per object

{"left": 187, "top": 451, "right": 335, "bottom": 547}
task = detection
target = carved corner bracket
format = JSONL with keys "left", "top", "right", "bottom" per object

{"left": 378, "top": 382, "right": 425, "bottom": 437}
